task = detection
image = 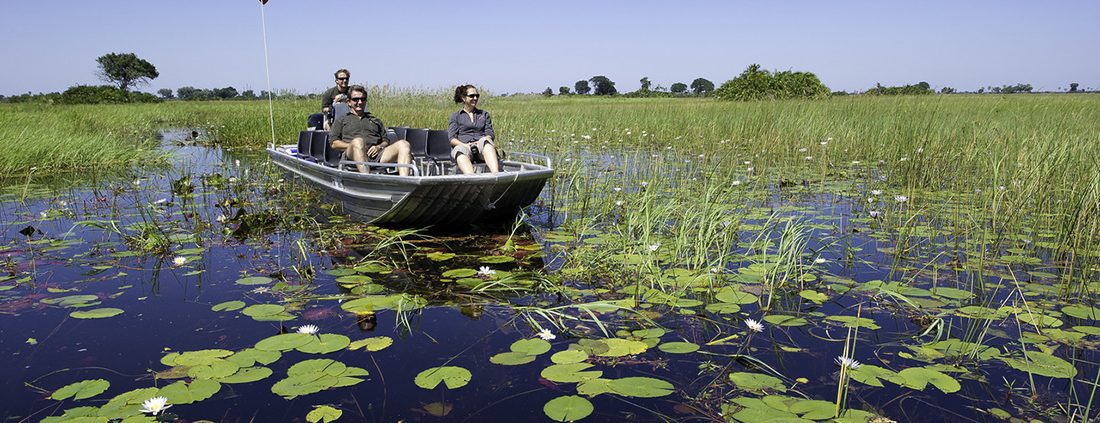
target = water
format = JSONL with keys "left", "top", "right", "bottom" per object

{"left": 1, "top": 131, "right": 1095, "bottom": 422}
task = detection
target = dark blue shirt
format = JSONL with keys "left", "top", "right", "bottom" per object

{"left": 448, "top": 108, "right": 495, "bottom": 143}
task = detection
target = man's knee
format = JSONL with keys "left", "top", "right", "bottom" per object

{"left": 394, "top": 140, "right": 411, "bottom": 154}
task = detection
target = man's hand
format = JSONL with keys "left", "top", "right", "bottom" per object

{"left": 366, "top": 144, "right": 381, "bottom": 158}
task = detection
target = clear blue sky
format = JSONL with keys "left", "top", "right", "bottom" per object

{"left": 1, "top": 0, "right": 1097, "bottom": 96}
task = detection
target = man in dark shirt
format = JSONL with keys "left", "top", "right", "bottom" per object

{"left": 307, "top": 68, "right": 351, "bottom": 129}
{"left": 330, "top": 85, "right": 412, "bottom": 175}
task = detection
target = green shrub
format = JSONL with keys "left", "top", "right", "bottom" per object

{"left": 714, "top": 64, "right": 829, "bottom": 101}
{"left": 58, "top": 85, "right": 160, "bottom": 104}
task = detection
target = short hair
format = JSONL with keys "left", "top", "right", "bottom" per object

{"left": 454, "top": 84, "right": 477, "bottom": 103}
{"left": 348, "top": 85, "right": 368, "bottom": 99}
{"left": 334, "top": 68, "right": 350, "bottom": 79}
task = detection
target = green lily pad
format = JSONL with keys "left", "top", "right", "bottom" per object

{"left": 348, "top": 336, "right": 393, "bottom": 352}
{"left": 226, "top": 349, "right": 281, "bottom": 367}
{"left": 241, "top": 303, "right": 285, "bottom": 317}
{"left": 187, "top": 359, "right": 241, "bottom": 379}
{"left": 324, "top": 268, "right": 357, "bottom": 277}
{"left": 441, "top": 268, "right": 478, "bottom": 278}
{"left": 215, "top": 366, "right": 273, "bottom": 384}
{"left": 729, "top": 372, "right": 786, "bottom": 392}
{"left": 163, "top": 349, "right": 234, "bottom": 367}
{"left": 544, "top": 395, "right": 593, "bottom": 422}
{"left": 236, "top": 276, "right": 273, "bottom": 286}
{"left": 52, "top": 379, "right": 110, "bottom": 400}
{"left": 658, "top": 342, "right": 699, "bottom": 354}
{"left": 511, "top": 338, "right": 552, "bottom": 356}
{"left": 607, "top": 377, "right": 674, "bottom": 398}
{"left": 551, "top": 349, "right": 589, "bottom": 364}
{"left": 426, "top": 252, "right": 456, "bottom": 261}
{"left": 595, "top": 338, "right": 648, "bottom": 357}
{"left": 541, "top": 363, "right": 603, "bottom": 383}
{"left": 998, "top": 350, "right": 1077, "bottom": 379}
{"left": 715, "top": 288, "right": 758, "bottom": 304}
{"left": 848, "top": 365, "right": 899, "bottom": 387}
{"left": 415, "top": 366, "right": 472, "bottom": 390}
{"left": 212, "top": 300, "right": 246, "bottom": 312}
{"left": 480, "top": 255, "right": 515, "bottom": 264}
{"left": 70, "top": 308, "right": 124, "bottom": 319}
{"left": 1063, "top": 305, "right": 1100, "bottom": 320}
{"left": 896, "top": 367, "right": 961, "bottom": 393}
{"left": 490, "top": 351, "right": 537, "bottom": 366}
{"left": 764, "top": 315, "right": 809, "bottom": 327}
{"left": 307, "top": 405, "right": 343, "bottom": 423}
{"left": 296, "top": 334, "right": 351, "bottom": 354}
{"left": 255, "top": 333, "right": 314, "bottom": 351}
{"left": 929, "top": 287, "right": 973, "bottom": 300}
{"left": 826, "top": 315, "right": 881, "bottom": 330}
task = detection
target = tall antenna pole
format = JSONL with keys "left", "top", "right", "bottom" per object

{"left": 259, "top": 0, "right": 276, "bottom": 149}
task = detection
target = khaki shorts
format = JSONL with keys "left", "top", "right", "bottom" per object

{"left": 451, "top": 138, "right": 494, "bottom": 161}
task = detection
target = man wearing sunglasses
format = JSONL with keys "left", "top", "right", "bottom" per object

{"left": 307, "top": 68, "right": 351, "bottom": 130}
{"left": 330, "top": 85, "right": 412, "bottom": 175}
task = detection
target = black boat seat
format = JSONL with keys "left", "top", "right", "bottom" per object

{"left": 297, "top": 131, "right": 312, "bottom": 158}
{"left": 310, "top": 131, "right": 329, "bottom": 163}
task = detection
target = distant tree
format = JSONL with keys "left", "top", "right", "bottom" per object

{"left": 1070, "top": 82, "right": 1079, "bottom": 92}
{"left": 670, "top": 82, "right": 688, "bottom": 94}
{"left": 831, "top": 91, "right": 850, "bottom": 96}
{"left": 996, "top": 83, "right": 1032, "bottom": 94}
{"left": 559, "top": 86, "right": 570, "bottom": 95}
{"left": 639, "top": 77, "right": 652, "bottom": 93}
{"left": 939, "top": 87, "right": 956, "bottom": 94}
{"left": 863, "top": 81, "right": 934, "bottom": 96}
{"left": 177, "top": 86, "right": 198, "bottom": 101}
{"left": 653, "top": 84, "right": 667, "bottom": 92}
{"left": 542, "top": 87, "right": 554, "bottom": 97}
{"left": 157, "top": 88, "right": 174, "bottom": 99}
{"left": 978, "top": 87, "right": 985, "bottom": 94}
{"left": 240, "top": 89, "right": 257, "bottom": 99}
{"left": 589, "top": 75, "right": 617, "bottom": 95}
{"left": 690, "top": 78, "right": 715, "bottom": 95}
{"left": 574, "top": 80, "right": 591, "bottom": 95}
{"left": 715, "top": 64, "right": 829, "bottom": 101}
{"left": 213, "top": 86, "right": 238, "bottom": 99}
{"left": 96, "top": 52, "right": 159, "bottom": 91}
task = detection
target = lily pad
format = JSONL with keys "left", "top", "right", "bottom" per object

{"left": 296, "top": 334, "right": 351, "bottom": 354}
{"left": 544, "top": 395, "right": 593, "bottom": 422}
{"left": 52, "top": 379, "right": 110, "bottom": 400}
{"left": 212, "top": 300, "right": 246, "bottom": 312}
{"left": 414, "top": 366, "right": 472, "bottom": 390}
{"left": 551, "top": 349, "right": 589, "bottom": 364}
{"left": 348, "top": 336, "right": 393, "bottom": 352}
{"left": 236, "top": 276, "right": 273, "bottom": 286}
{"left": 255, "top": 333, "right": 314, "bottom": 352}
{"left": 998, "top": 350, "right": 1077, "bottom": 379}
{"left": 511, "top": 338, "right": 552, "bottom": 356}
{"left": 607, "top": 377, "right": 674, "bottom": 398}
{"left": 215, "top": 366, "right": 273, "bottom": 384}
{"left": 896, "top": 367, "right": 961, "bottom": 393}
{"left": 426, "top": 252, "right": 456, "bottom": 261}
{"left": 490, "top": 351, "right": 537, "bottom": 366}
{"left": 70, "top": 308, "right": 124, "bottom": 319}
{"left": 729, "top": 372, "right": 787, "bottom": 392}
{"left": 541, "top": 363, "right": 603, "bottom": 383}
{"left": 307, "top": 405, "right": 343, "bottom": 423}
{"left": 657, "top": 342, "right": 699, "bottom": 354}
{"left": 479, "top": 255, "right": 515, "bottom": 264}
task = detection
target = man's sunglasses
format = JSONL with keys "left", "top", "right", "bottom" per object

{"left": 466, "top": 94, "right": 480, "bottom": 98}
{"left": 336, "top": 77, "right": 350, "bottom": 81}
{"left": 350, "top": 97, "right": 366, "bottom": 103}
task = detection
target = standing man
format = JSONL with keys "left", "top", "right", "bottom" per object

{"left": 330, "top": 85, "right": 412, "bottom": 175}
{"left": 307, "top": 68, "right": 351, "bottom": 129}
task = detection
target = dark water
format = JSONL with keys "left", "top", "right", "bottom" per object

{"left": 1, "top": 131, "right": 1095, "bottom": 422}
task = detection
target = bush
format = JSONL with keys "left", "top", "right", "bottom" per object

{"left": 58, "top": 85, "right": 160, "bottom": 104}
{"left": 714, "top": 64, "right": 830, "bottom": 101}
{"left": 863, "top": 82, "right": 933, "bottom": 96}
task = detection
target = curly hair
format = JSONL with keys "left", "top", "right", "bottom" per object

{"left": 453, "top": 84, "right": 477, "bottom": 103}
{"left": 334, "top": 68, "right": 350, "bottom": 79}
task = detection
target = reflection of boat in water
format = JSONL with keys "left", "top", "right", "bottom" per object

{"left": 267, "top": 129, "right": 553, "bottom": 227}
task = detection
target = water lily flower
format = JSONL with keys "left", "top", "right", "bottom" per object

{"left": 154, "top": 198, "right": 167, "bottom": 204}
{"left": 249, "top": 286, "right": 270, "bottom": 294}
{"left": 732, "top": 180, "right": 742, "bottom": 186}
{"left": 58, "top": 200, "right": 68, "bottom": 207}
{"left": 615, "top": 200, "right": 624, "bottom": 206}
{"left": 798, "top": 148, "right": 808, "bottom": 153}
{"left": 478, "top": 266, "right": 496, "bottom": 276}
{"left": 894, "top": 195, "right": 908, "bottom": 203}
{"left": 916, "top": 147, "right": 924, "bottom": 154}
{"left": 871, "top": 190, "right": 883, "bottom": 196}
{"left": 172, "top": 256, "right": 187, "bottom": 267}
{"left": 805, "top": 156, "right": 813, "bottom": 161}
{"left": 814, "top": 258, "right": 827, "bottom": 264}
{"left": 745, "top": 319, "right": 764, "bottom": 333}
{"left": 743, "top": 161, "right": 751, "bottom": 165}
{"left": 297, "top": 324, "right": 320, "bottom": 335}
{"left": 640, "top": 181, "right": 648, "bottom": 187}
{"left": 133, "top": 179, "right": 141, "bottom": 186}
{"left": 581, "top": 135, "right": 591, "bottom": 140}
{"left": 613, "top": 187, "right": 622, "bottom": 192}
{"left": 140, "top": 396, "right": 172, "bottom": 415}
{"left": 234, "top": 160, "right": 241, "bottom": 167}
{"left": 39, "top": 211, "right": 48, "bottom": 219}
{"left": 851, "top": 160, "right": 860, "bottom": 165}
{"left": 835, "top": 356, "right": 862, "bottom": 369}
{"left": 869, "top": 210, "right": 882, "bottom": 218}
{"left": 648, "top": 244, "right": 660, "bottom": 252}
{"left": 537, "top": 328, "right": 556, "bottom": 341}
{"left": 216, "top": 214, "right": 228, "bottom": 223}
{"left": 820, "top": 141, "right": 829, "bottom": 146}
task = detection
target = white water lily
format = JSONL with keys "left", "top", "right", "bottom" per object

{"left": 869, "top": 210, "right": 883, "bottom": 218}
{"left": 798, "top": 147, "right": 808, "bottom": 153}
{"left": 871, "top": 189, "right": 882, "bottom": 196}
{"left": 537, "top": 328, "right": 556, "bottom": 341}
{"left": 172, "top": 256, "right": 186, "bottom": 267}
{"left": 835, "top": 356, "right": 862, "bottom": 369}
{"left": 216, "top": 214, "right": 228, "bottom": 223}
{"left": 894, "top": 195, "right": 908, "bottom": 203}
{"left": 745, "top": 318, "right": 764, "bottom": 333}
{"left": 732, "top": 180, "right": 742, "bottom": 186}
{"left": 805, "top": 156, "right": 813, "bottom": 161}
{"left": 814, "top": 258, "right": 827, "bottom": 264}
{"left": 615, "top": 200, "right": 624, "bottom": 206}
{"left": 297, "top": 324, "right": 319, "bottom": 335}
{"left": 478, "top": 266, "right": 496, "bottom": 276}
{"left": 613, "top": 187, "right": 622, "bottom": 192}
{"left": 640, "top": 181, "right": 648, "bottom": 187}
{"left": 648, "top": 244, "right": 660, "bottom": 252}
{"left": 140, "top": 396, "right": 172, "bottom": 415}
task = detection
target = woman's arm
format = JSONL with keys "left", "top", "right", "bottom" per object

{"left": 448, "top": 113, "right": 463, "bottom": 146}
{"left": 483, "top": 111, "right": 495, "bottom": 140}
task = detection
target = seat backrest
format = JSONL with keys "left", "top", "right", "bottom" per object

{"left": 324, "top": 139, "right": 342, "bottom": 167}
{"left": 310, "top": 131, "right": 329, "bottom": 163}
{"left": 390, "top": 126, "right": 408, "bottom": 141}
{"left": 426, "top": 129, "right": 453, "bottom": 161}
{"left": 297, "top": 131, "right": 312, "bottom": 157}
{"left": 406, "top": 128, "right": 430, "bottom": 158}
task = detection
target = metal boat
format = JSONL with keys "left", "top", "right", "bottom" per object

{"left": 266, "top": 129, "right": 553, "bottom": 227}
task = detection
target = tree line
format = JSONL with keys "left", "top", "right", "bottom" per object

{"left": 1, "top": 52, "right": 1094, "bottom": 104}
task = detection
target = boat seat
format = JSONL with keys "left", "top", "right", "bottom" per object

{"left": 404, "top": 128, "right": 429, "bottom": 158}
{"left": 388, "top": 126, "right": 408, "bottom": 143}
{"left": 310, "top": 131, "right": 329, "bottom": 163}
{"left": 324, "top": 137, "right": 343, "bottom": 168}
{"left": 297, "top": 131, "right": 313, "bottom": 158}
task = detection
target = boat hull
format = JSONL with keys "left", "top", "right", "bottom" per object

{"left": 267, "top": 146, "right": 552, "bottom": 227}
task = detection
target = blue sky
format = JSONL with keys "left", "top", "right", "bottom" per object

{"left": 1, "top": 0, "right": 1097, "bottom": 96}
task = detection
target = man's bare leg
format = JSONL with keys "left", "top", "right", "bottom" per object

{"left": 379, "top": 140, "right": 412, "bottom": 176}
